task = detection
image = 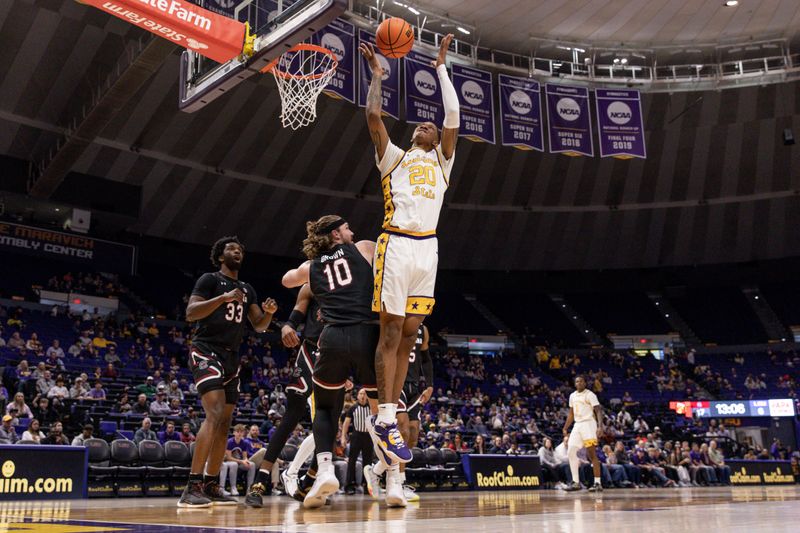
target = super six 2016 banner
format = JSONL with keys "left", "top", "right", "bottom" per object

{"left": 452, "top": 64, "right": 495, "bottom": 144}
{"left": 358, "top": 30, "right": 400, "bottom": 119}
{"left": 545, "top": 84, "right": 594, "bottom": 157}
{"left": 499, "top": 74, "right": 543, "bottom": 151}
{"left": 595, "top": 88, "right": 646, "bottom": 159}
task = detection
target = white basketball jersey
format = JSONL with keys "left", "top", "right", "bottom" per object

{"left": 569, "top": 389, "right": 599, "bottom": 423}
{"left": 376, "top": 140, "right": 454, "bottom": 237}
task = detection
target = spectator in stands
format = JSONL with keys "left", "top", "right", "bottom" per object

{"left": 690, "top": 442, "right": 717, "bottom": 485}
{"left": 167, "top": 380, "right": 184, "bottom": 402}
{"left": 88, "top": 381, "right": 106, "bottom": 401}
{"left": 32, "top": 397, "right": 57, "bottom": 426}
{"left": 70, "top": 377, "right": 89, "bottom": 399}
{"left": 71, "top": 424, "right": 94, "bottom": 446}
{"left": 553, "top": 437, "right": 572, "bottom": 484}
{"left": 115, "top": 392, "right": 132, "bottom": 413}
{"left": 159, "top": 421, "right": 181, "bottom": 445}
{"left": 472, "top": 434, "right": 487, "bottom": 454}
{"left": 104, "top": 346, "right": 121, "bottom": 365}
{"left": 0, "top": 415, "right": 19, "bottom": 444}
{"left": 21, "top": 419, "right": 45, "bottom": 443}
{"left": 15, "top": 360, "right": 32, "bottom": 392}
{"left": 102, "top": 363, "right": 119, "bottom": 380}
{"left": 47, "top": 377, "right": 68, "bottom": 400}
{"left": 704, "top": 442, "right": 730, "bottom": 484}
{"left": 185, "top": 407, "right": 201, "bottom": 435}
{"left": 68, "top": 341, "right": 82, "bottom": 358}
{"left": 45, "top": 350, "right": 66, "bottom": 372}
{"left": 537, "top": 438, "right": 559, "bottom": 484}
{"left": 668, "top": 446, "right": 692, "bottom": 487}
{"left": 6, "top": 392, "right": 32, "bottom": 419}
{"left": 134, "top": 417, "right": 157, "bottom": 444}
{"left": 0, "top": 384, "right": 7, "bottom": 411}
{"left": 221, "top": 424, "right": 256, "bottom": 496}
{"left": 180, "top": 422, "right": 196, "bottom": 444}
{"left": 132, "top": 393, "right": 150, "bottom": 415}
{"left": 149, "top": 388, "right": 171, "bottom": 416}
{"left": 136, "top": 376, "right": 156, "bottom": 398}
{"left": 633, "top": 416, "right": 649, "bottom": 433}
{"left": 41, "top": 422, "right": 69, "bottom": 446}
{"left": 36, "top": 370, "right": 55, "bottom": 397}
{"left": 8, "top": 332, "right": 25, "bottom": 350}
{"left": 45, "top": 339, "right": 65, "bottom": 359}
{"left": 25, "top": 332, "right": 43, "bottom": 353}
{"left": 31, "top": 362, "right": 47, "bottom": 381}
{"left": 600, "top": 444, "right": 631, "bottom": 487}
{"left": 449, "top": 433, "right": 468, "bottom": 453}
{"left": 168, "top": 398, "right": 183, "bottom": 417}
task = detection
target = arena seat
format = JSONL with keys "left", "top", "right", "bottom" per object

{"left": 138, "top": 440, "right": 173, "bottom": 496}
{"left": 279, "top": 443, "right": 298, "bottom": 462}
{"left": 111, "top": 439, "right": 146, "bottom": 497}
{"left": 86, "top": 438, "right": 117, "bottom": 497}
{"left": 164, "top": 440, "right": 191, "bottom": 483}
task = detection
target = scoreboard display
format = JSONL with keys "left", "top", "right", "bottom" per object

{"left": 669, "top": 399, "right": 796, "bottom": 418}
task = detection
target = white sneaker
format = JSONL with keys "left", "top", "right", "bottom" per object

{"left": 281, "top": 469, "right": 298, "bottom": 497}
{"left": 230, "top": 488, "right": 240, "bottom": 497}
{"left": 364, "top": 464, "right": 381, "bottom": 500}
{"left": 303, "top": 468, "right": 339, "bottom": 509}
{"left": 221, "top": 489, "right": 231, "bottom": 497}
{"left": 385, "top": 471, "right": 406, "bottom": 508}
{"left": 403, "top": 485, "right": 419, "bottom": 502}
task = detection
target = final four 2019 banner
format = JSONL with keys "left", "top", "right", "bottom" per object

{"left": 358, "top": 30, "right": 400, "bottom": 119}
{"left": 499, "top": 74, "right": 543, "bottom": 151}
{"left": 312, "top": 18, "right": 355, "bottom": 103}
{"left": 595, "top": 88, "right": 646, "bottom": 159}
{"left": 545, "top": 84, "right": 594, "bottom": 157}
{"left": 452, "top": 64, "right": 495, "bottom": 144}
{"left": 404, "top": 50, "right": 444, "bottom": 125}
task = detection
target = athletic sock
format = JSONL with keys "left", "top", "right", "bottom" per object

{"left": 317, "top": 452, "right": 333, "bottom": 473}
{"left": 373, "top": 461, "right": 387, "bottom": 477}
{"left": 377, "top": 403, "right": 397, "bottom": 425}
{"left": 202, "top": 474, "right": 218, "bottom": 485}
{"left": 254, "top": 469, "right": 272, "bottom": 487}
{"left": 189, "top": 473, "right": 203, "bottom": 483}
{"left": 594, "top": 477, "right": 601, "bottom": 485}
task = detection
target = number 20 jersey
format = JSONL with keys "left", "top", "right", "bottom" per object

{"left": 377, "top": 140, "right": 455, "bottom": 237}
{"left": 309, "top": 243, "right": 376, "bottom": 325}
{"left": 190, "top": 272, "right": 257, "bottom": 352}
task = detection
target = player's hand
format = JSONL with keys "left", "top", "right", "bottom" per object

{"left": 419, "top": 387, "right": 433, "bottom": 404}
{"left": 261, "top": 298, "right": 278, "bottom": 314}
{"left": 431, "top": 34, "right": 453, "bottom": 68}
{"left": 358, "top": 42, "right": 385, "bottom": 76}
{"left": 222, "top": 288, "right": 244, "bottom": 304}
{"left": 281, "top": 325, "right": 300, "bottom": 348}
{"left": 562, "top": 428, "right": 569, "bottom": 439}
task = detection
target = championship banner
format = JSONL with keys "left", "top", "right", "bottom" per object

{"left": 727, "top": 461, "right": 795, "bottom": 485}
{"left": 452, "top": 64, "right": 495, "bottom": 144}
{"left": 0, "top": 222, "right": 137, "bottom": 275}
{"left": 0, "top": 445, "right": 87, "bottom": 500}
{"left": 545, "top": 84, "right": 594, "bottom": 156}
{"left": 403, "top": 50, "right": 444, "bottom": 125}
{"left": 499, "top": 74, "right": 543, "bottom": 151}
{"left": 595, "top": 88, "right": 646, "bottom": 159}
{"left": 358, "top": 30, "right": 400, "bottom": 119}
{"left": 311, "top": 18, "right": 355, "bottom": 102}
{"left": 461, "top": 454, "right": 541, "bottom": 490}
{"left": 79, "top": 0, "right": 247, "bottom": 64}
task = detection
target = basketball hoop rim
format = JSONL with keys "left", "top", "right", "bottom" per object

{"left": 263, "top": 43, "right": 338, "bottom": 80}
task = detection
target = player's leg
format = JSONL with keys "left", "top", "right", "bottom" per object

{"left": 304, "top": 383, "right": 344, "bottom": 508}
{"left": 565, "top": 430, "right": 583, "bottom": 491}
{"left": 585, "top": 444, "right": 603, "bottom": 491}
{"left": 246, "top": 389, "right": 308, "bottom": 506}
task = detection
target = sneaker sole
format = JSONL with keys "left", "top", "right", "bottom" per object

{"left": 363, "top": 466, "right": 379, "bottom": 500}
{"left": 377, "top": 441, "right": 412, "bottom": 464}
{"left": 303, "top": 479, "right": 338, "bottom": 509}
{"left": 212, "top": 500, "right": 240, "bottom": 506}
{"left": 281, "top": 471, "right": 298, "bottom": 498}
{"left": 177, "top": 501, "right": 213, "bottom": 509}
{"left": 244, "top": 499, "right": 263, "bottom": 508}
{"left": 386, "top": 496, "right": 407, "bottom": 508}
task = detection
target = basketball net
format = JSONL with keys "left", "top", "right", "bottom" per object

{"left": 262, "top": 44, "right": 338, "bottom": 130}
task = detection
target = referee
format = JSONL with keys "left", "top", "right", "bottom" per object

{"left": 341, "top": 388, "right": 374, "bottom": 494}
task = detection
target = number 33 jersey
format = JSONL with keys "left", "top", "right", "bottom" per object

{"left": 376, "top": 140, "right": 454, "bottom": 237}
{"left": 309, "top": 243, "right": 377, "bottom": 325}
{"left": 190, "top": 272, "right": 257, "bottom": 352}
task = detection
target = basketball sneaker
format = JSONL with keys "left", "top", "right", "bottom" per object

{"left": 303, "top": 468, "right": 339, "bottom": 509}
{"left": 562, "top": 481, "right": 582, "bottom": 492}
{"left": 177, "top": 479, "right": 212, "bottom": 508}
{"left": 281, "top": 469, "right": 299, "bottom": 499}
{"left": 203, "top": 479, "right": 239, "bottom": 506}
{"left": 364, "top": 464, "right": 381, "bottom": 500}
{"left": 292, "top": 472, "right": 315, "bottom": 503}
{"left": 373, "top": 420, "right": 412, "bottom": 464}
{"left": 403, "top": 485, "right": 419, "bottom": 503}
{"left": 385, "top": 470, "right": 407, "bottom": 508}
{"left": 588, "top": 482, "right": 603, "bottom": 493}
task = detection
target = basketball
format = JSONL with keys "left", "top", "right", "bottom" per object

{"left": 375, "top": 17, "right": 414, "bottom": 59}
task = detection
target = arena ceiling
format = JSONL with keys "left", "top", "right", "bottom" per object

{"left": 1, "top": 0, "right": 800, "bottom": 271}
{"left": 387, "top": 0, "right": 800, "bottom": 51}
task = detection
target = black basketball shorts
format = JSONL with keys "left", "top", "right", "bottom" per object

{"left": 313, "top": 323, "right": 378, "bottom": 398}
{"left": 398, "top": 382, "right": 422, "bottom": 422}
{"left": 189, "top": 343, "right": 240, "bottom": 404}
{"left": 286, "top": 338, "right": 318, "bottom": 399}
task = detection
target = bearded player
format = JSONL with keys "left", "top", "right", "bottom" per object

{"left": 359, "top": 33, "right": 458, "bottom": 464}
{"left": 179, "top": 236, "right": 277, "bottom": 508}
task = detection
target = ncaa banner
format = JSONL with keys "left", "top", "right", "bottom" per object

{"left": 452, "top": 64, "right": 495, "bottom": 144}
{"left": 403, "top": 50, "right": 444, "bottom": 125}
{"left": 545, "top": 84, "right": 594, "bottom": 157}
{"left": 80, "top": 0, "right": 246, "bottom": 64}
{"left": 311, "top": 18, "right": 355, "bottom": 103}
{"left": 358, "top": 30, "right": 400, "bottom": 119}
{"left": 595, "top": 88, "right": 646, "bottom": 159}
{"left": 499, "top": 74, "right": 543, "bottom": 151}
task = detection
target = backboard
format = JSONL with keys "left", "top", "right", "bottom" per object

{"left": 179, "top": 0, "right": 346, "bottom": 112}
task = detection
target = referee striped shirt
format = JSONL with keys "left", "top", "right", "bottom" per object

{"left": 346, "top": 403, "right": 371, "bottom": 433}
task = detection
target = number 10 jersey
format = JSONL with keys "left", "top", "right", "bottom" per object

{"left": 309, "top": 243, "right": 377, "bottom": 325}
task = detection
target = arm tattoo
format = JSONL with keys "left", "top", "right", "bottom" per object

{"left": 375, "top": 350, "right": 387, "bottom": 404}
{"left": 366, "top": 73, "right": 382, "bottom": 116}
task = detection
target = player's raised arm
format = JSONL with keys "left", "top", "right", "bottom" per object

{"left": 432, "top": 34, "right": 459, "bottom": 160}
{"left": 355, "top": 240, "right": 376, "bottom": 264}
{"left": 282, "top": 261, "right": 311, "bottom": 288}
{"left": 359, "top": 43, "right": 390, "bottom": 160}
{"left": 282, "top": 284, "right": 313, "bottom": 348}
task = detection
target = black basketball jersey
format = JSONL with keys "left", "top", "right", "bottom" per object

{"left": 405, "top": 325, "right": 425, "bottom": 385}
{"left": 309, "top": 243, "right": 376, "bottom": 325}
{"left": 190, "top": 272, "right": 257, "bottom": 352}
{"left": 303, "top": 297, "right": 323, "bottom": 341}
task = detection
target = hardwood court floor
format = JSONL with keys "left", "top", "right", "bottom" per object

{"left": 2, "top": 487, "right": 799, "bottom": 533}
